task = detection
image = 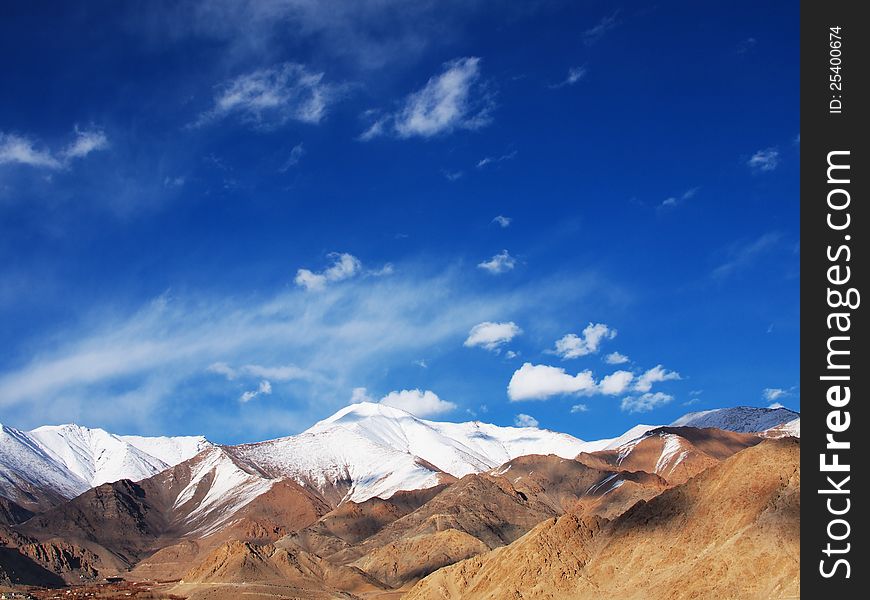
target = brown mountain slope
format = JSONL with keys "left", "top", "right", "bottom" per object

{"left": 172, "top": 539, "right": 387, "bottom": 600}
{"left": 18, "top": 448, "right": 332, "bottom": 571}
{"left": 576, "top": 426, "right": 762, "bottom": 485}
{"left": 405, "top": 438, "right": 800, "bottom": 600}
{"left": 493, "top": 454, "right": 668, "bottom": 519}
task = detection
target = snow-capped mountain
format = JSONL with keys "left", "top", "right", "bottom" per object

{"left": 671, "top": 406, "right": 799, "bottom": 435}
{"left": 232, "top": 401, "right": 600, "bottom": 503}
{"left": 0, "top": 422, "right": 212, "bottom": 510}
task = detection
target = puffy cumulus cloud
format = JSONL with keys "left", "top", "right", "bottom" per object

{"left": 0, "top": 127, "right": 108, "bottom": 169}
{"left": 240, "top": 379, "right": 272, "bottom": 403}
{"left": 379, "top": 388, "right": 456, "bottom": 417}
{"left": 553, "top": 323, "right": 616, "bottom": 359}
{"left": 295, "top": 252, "right": 363, "bottom": 291}
{"left": 570, "top": 403, "right": 589, "bottom": 413}
{"left": 747, "top": 147, "right": 780, "bottom": 172}
{"left": 598, "top": 370, "right": 634, "bottom": 395}
{"left": 507, "top": 363, "right": 596, "bottom": 401}
{"left": 464, "top": 321, "right": 522, "bottom": 352}
{"left": 634, "top": 365, "right": 681, "bottom": 392}
{"left": 509, "top": 361, "right": 680, "bottom": 402}
{"left": 514, "top": 413, "right": 539, "bottom": 428}
{"left": 604, "top": 351, "right": 629, "bottom": 365}
{"left": 621, "top": 391, "right": 673, "bottom": 413}
{"left": 763, "top": 387, "right": 788, "bottom": 401}
{"left": 360, "top": 57, "right": 493, "bottom": 140}
{"left": 477, "top": 250, "right": 516, "bottom": 274}
{"left": 197, "top": 63, "right": 338, "bottom": 128}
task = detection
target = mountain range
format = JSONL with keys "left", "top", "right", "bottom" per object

{"left": 0, "top": 403, "right": 800, "bottom": 598}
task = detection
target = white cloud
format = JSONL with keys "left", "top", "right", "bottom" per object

{"left": 280, "top": 143, "right": 306, "bottom": 170}
{"left": 464, "top": 321, "right": 522, "bottom": 352}
{"left": 1, "top": 127, "right": 108, "bottom": 170}
{"left": 583, "top": 12, "right": 619, "bottom": 46}
{"left": 634, "top": 365, "right": 681, "bottom": 392}
{"left": 240, "top": 379, "right": 272, "bottom": 403}
{"left": 63, "top": 127, "right": 109, "bottom": 159}
{"left": 0, "top": 133, "right": 60, "bottom": 168}
{"left": 442, "top": 169, "right": 463, "bottom": 181}
{"left": 604, "top": 351, "right": 629, "bottom": 365}
{"left": 763, "top": 387, "right": 788, "bottom": 401}
{"left": 747, "top": 147, "right": 780, "bottom": 172}
{"left": 507, "top": 363, "right": 597, "bottom": 401}
{"left": 621, "top": 391, "right": 673, "bottom": 413}
{"left": 492, "top": 215, "right": 512, "bottom": 228}
{"left": 553, "top": 323, "right": 616, "bottom": 358}
{"left": 570, "top": 403, "right": 589, "bottom": 413}
{"left": 712, "top": 232, "right": 781, "bottom": 279}
{"left": 767, "top": 402, "right": 786, "bottom": 409}
{"left": 660, "top": 186, "right": 699, "bottom": 209}
{"left": 504, "top": 350, "right": 519, "bottom": 359}
{"left": 360, "top": 57, "right": 493, "bottom": 140}
{"left": 351, "top": 386, "right": 375, "bottom": 403}
{"left": 514, "top": 413, "right": 539, "bottom": 428}
{"left": 295, "top": 252, "right": 363, "bottom": 291}
{"left": 477, "top": 150, "right": 517, "bottom": 169}
{"left": 598, "top": 370, "right": 634, "bottom": 395}
{"left": 0, "top": 262, "right": 616, "bottom": 437}
{"left": 550, "top": 66, "right": 587, "bottom": 89}
{"left": 380, "top": 388, "right": 456, "bottom": 417}
{"left": 197, "top": 63, "right": 337, "bottom": 128}
{"left": 477, "top": 250, "right": 516, "bottom": 274}
{"left": 209, "top": 362, "right": 315, "bottom": 383}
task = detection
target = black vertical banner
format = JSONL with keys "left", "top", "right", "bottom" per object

{"left": 802, "top": 0, "right": 867, "bottom": 596}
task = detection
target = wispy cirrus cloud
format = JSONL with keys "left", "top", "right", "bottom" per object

{"left": 491, "top": 215, "right": 512, "bottom": 228}
{"left": 660, "top": 186, "right": 699, "bottom": 209}
{"left": 477, "top": 150, "right": 517, "bottom": 169}
{"left": 360, "top": 57, "right": 494, "bottom": 140}
{"left": 0, "top": 127, "right": 108, "bottom": 170}
{"left": 195, "top": 63, "right": 340, "bottom": 128}
{"left": 583, "top": 12, "right": 620, "bottom": 46}
{"left": 747, "top": 147, "right": 780, "bottom": 172}
{"left": 0, "top": 262, "right": 620, "bottom": 439}
{"left": 549, "top": 65, "right": 587, "bottom": 89}
{"left": 712, "top": 232, "right": 782, "bottom": 279}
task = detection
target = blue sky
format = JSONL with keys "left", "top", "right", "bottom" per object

{"left": 0, "top": 0, "right": 799, "bottom": 444}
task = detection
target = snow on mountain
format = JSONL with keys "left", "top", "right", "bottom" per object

{"left": 234, "top": 402, "right": 614, "bottom": 504}
{"left": 119, "top": 434, "right": 211, "bottom": 467}
{"left": 0, "top": 423, "right": 214, "bottom": 508}
{"left": 172, "top": 446, "right": 277, "bottom": 537}
{"left": 761, "top": 417, "right": 801, "bottom": 439}
{"left": 671, "top": 406, "right": 799, "bottom": 433}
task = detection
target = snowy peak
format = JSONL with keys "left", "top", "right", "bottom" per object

{"left": 0, "top": 422, "right": 214, "bottom": 510}
{"left": 671, "top": 406, "right": 799, "bottom": 434}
